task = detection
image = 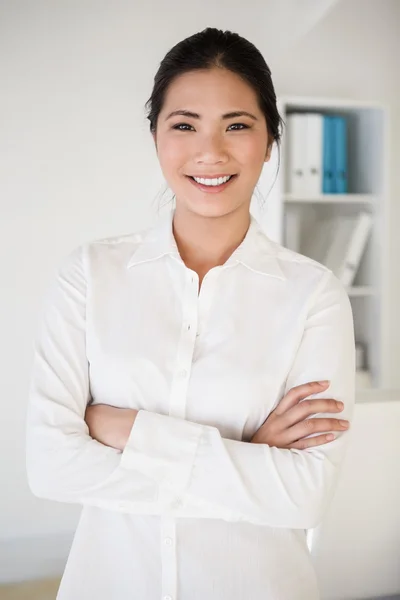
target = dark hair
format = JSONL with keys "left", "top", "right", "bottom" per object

{"left": 145, "top": 27, "right": 285, "bottom": 208}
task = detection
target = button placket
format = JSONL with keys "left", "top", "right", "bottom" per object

{"left": 161, "top": 269, "right": 198, "bottom": 600}
{"left": 195, "top": 266, "right": 221, "bottom": 349}
{"left": 169, "top": 270, "right": 198, "bottom": 420}
{"left": 161, "top": 516, "right": 177, "bottom": 600}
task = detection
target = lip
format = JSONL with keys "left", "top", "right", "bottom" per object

{"left": 186, "top": 174, "right": 236, "bottom": 179}
{"left": 186, "top": 173, "right": 237, "bottom": 194}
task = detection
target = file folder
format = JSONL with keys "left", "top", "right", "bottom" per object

{"left": 333, "top": 115, "right": 348, "bottom": 193}
{"left": 305, "top": 113, "right": 323, "bottom": 196}
{"left": 322, "top": 115, "right": 335, "bottom": 194}
{"left": 286, "top": 114, "right": 308, "bottom": 195}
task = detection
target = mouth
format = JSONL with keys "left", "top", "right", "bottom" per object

{"left": 186, "top": 174, "right": 238, "bottom": 193}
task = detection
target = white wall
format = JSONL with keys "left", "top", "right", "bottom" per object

{"left": 310, "top": 395, "right": 400, "bottom": 599}
{"left": 1, "top": 0, "right": 399, "bottom": 592}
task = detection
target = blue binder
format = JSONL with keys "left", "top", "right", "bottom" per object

{"left": 322, "top": 116, "right": 335, "bottom": 193}
{"left": 333, "top": 116, "right": 348, "bottom": 193}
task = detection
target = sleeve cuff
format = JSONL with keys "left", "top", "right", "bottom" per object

{"left": 120, "top": 410, "right": 203, "bottom": 495}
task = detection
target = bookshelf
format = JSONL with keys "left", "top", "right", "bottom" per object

{"left": 255, "top": 96, "right": 390, "bottom": 392}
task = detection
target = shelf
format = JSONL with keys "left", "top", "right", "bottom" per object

{"left": 279, "top": 95, "right": 387, "bottom": 111}
{"left": 346, "top": 286, "right": 376, "bottom": 297}
{"left": 356, "top": 369, "right": 373, "bottom": 390}
{"left": 284, "top": 194, "right": 375, "bottom": 204}
{"left": 274, "top": 95, "right": 389, "bottom": 390}
{"left": 355, "top": 389, "right": 400, "bottom": 403}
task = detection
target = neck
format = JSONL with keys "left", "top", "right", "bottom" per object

{"left": 172, "top": 205, "right": 251, "bottom": 271}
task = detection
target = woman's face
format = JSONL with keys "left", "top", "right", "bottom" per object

{"left": 153, "top": 67, "right": 272, "bottom": 219}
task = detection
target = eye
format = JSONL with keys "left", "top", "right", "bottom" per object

{"left": 228, "top": 123, "right": 250, "bottom": 131}
{"left": 172, "top": 123, "right": 194, "bottom": 131}
{"left": 171, "top": 122, "right": 250, "bottom": 132}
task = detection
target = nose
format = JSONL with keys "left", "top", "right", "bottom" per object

{"left": 194, "top": 132, "right": 229, "bottom": 165}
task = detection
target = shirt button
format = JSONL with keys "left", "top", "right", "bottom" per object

{"left": 164, "top": 596, "right": 172, "bottom": 600}
{"left": 179, "top": 369, "right": 188, "bottom": 378}
{"left": 164, "top": 537, "right": 173, "bottom": 546}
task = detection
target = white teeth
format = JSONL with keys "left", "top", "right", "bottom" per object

{"left": 193, "top": 175, "right": 232, "bottom": 186}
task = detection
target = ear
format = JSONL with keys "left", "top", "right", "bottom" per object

{"left": 152, "top": 131, "right": 157, "bottom": 151}
{"left": 264, "top": 143, "right": 272, "bottom": 163}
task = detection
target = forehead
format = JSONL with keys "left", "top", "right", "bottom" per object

{"left": 160, "top": 68, "right": 261, "bottom": 114}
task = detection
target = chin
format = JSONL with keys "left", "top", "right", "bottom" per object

{"left": 179, "top": 197, "right": 242, "bottom": 220}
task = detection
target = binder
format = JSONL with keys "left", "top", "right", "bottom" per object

{"left": 333, "top": 116, "right": 348, "bottom": 193}
{"left": 322, "top": 211, "right": 373, "bottom": 286}
{"left": 322, "top": 115, "right": 335, "bottom": 194}
{"left": 339, "top": 211, "right": 372, "bottom": 286}
{"left": 286, "top": 113, "right": 348, "bottom": 196}
{"left": 323, "top": 215, "right": 355, "bottom": 275}
{"left": 302, "top": 217, "right": 335, "bottom": 263}
{"left": 305, "top": 113, "right": 323, "bottom": 195}
{"left": 286, "top": 114, "right": 308, "bottom": 195}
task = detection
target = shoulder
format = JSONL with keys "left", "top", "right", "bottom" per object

{"left": 73, "top": 224, "right": 153, "bottom": 269}
{"left": 54, "top": 223, "right": 152, "bottom": 284}
{"left": 88, "top": 220, "right": 152, "bottom": 252}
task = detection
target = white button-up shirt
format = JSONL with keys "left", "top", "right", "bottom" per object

{"left": 26, "top": 208, "right": 355, "bottom": 600}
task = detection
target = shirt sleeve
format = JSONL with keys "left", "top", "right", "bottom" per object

{"left": 123, "top": 268, "right": 356, "bottom": 529}
{"left": 25, "top": 244, "right": 203, "bottom": 514}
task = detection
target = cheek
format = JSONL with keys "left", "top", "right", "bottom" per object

{"left": 231, "top": 132, "right": 267, "bottom": 163}
{"left": 235, "top": 142, "right": 266, "bottom": 176}
{"left": 157, "top": 135, "right": 188, "bottom": 165}
{"left": 158, "top": 147, "right": 188, "bottom": 182}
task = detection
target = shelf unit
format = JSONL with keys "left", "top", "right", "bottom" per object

{"left": 284, "top": 193, "right": 375, "bottom": 205}
{"left": 253, "top": 96, "right": 390, "bottom": 391}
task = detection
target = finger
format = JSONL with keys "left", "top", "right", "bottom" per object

{"left": 282, "top": 398, "right": 344, "bottom": 427}
{"left": 273, "top": 381, "right": 330, "bottom": 416}
{"left": 286, "top": 417, "right": 349, "bottom": 444}
{"left": 288, "top": 433, "right": 336, "bottom": 450}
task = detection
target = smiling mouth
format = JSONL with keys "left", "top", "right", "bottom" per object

{"left": 187, "top": 174, "right": 236, "bottom": 180}
{"left": 185, "top": 174, "right": 238, "bottom": 192}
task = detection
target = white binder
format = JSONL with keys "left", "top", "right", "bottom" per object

{"left": 302, "top": 217, "right": 333, "bottom": 263}
{"left": 286, "top": 114, "right": 308, "bottom": 195}
{"left": 305, "top": 113, "right": 323, "bottom": 196}
{"left": 339, "top": 211, "right": 373, "bottom": 286}
{"left": 323, "top": 211, "right": 373, "bottom": 286}
{"left": 286, "top": 113, "right": 323, "bottom": 196}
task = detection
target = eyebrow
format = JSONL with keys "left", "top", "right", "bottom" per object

{"left": 165, "top": 109, "right": 258, "bottom": 121}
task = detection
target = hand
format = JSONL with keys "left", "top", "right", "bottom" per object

{"left": 250, "top": 381, "right": 350, "bottom": 449}
{"left": 85, "top": 404, "right": 138, "bottom": 451}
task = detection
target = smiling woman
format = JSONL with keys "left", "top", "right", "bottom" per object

{"left": 26, "top": 26, "right": 355, "bottom": 600}
{"left": 149, "top": 53, "right": 280, "bottom": 223}
{"left": 144, "top": 30, "right": 285, "bottom": 276}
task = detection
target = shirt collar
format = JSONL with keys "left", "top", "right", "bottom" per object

{"left": 126, "top": 208, "right": 286, "bottom": 281}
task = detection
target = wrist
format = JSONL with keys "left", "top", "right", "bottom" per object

{"left": 85, "top": 405, "right": 139, "bottom": 452}
{"left": 115, "top": 408, "right": 138, "bottom": 452}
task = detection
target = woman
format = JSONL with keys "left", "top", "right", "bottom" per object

{"left": 26, "top": 27, "right": 354, "bottom": 600}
